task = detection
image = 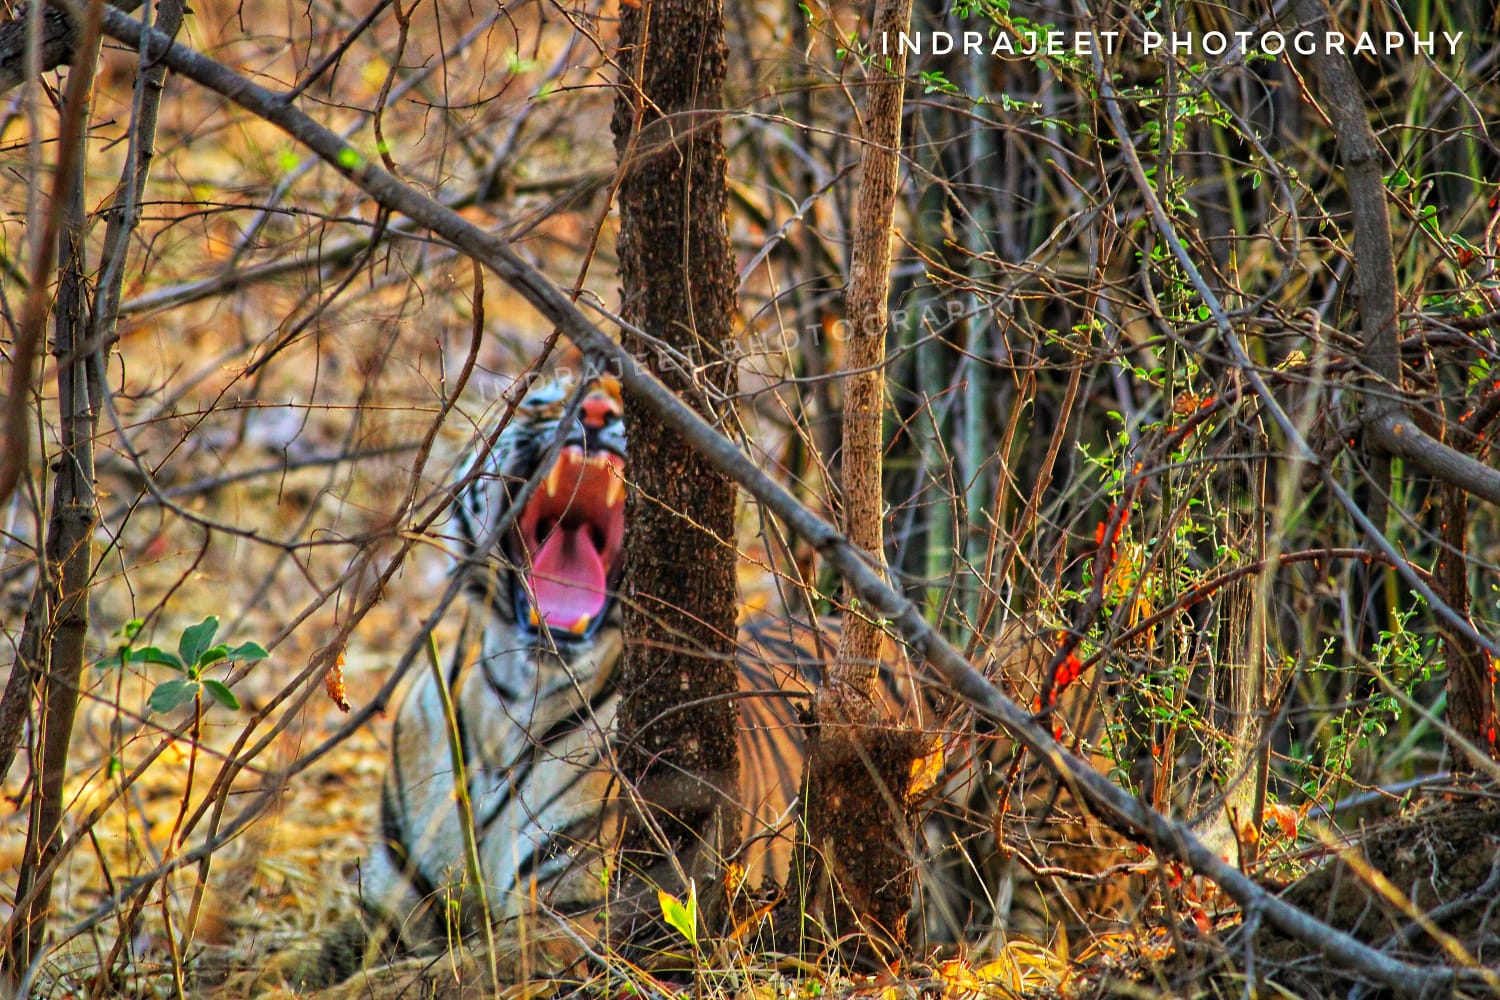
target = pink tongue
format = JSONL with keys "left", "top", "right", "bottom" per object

{"left": 530, "top": 526, "right": 607, "bottom": 630}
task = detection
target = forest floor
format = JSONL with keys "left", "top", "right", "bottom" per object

{"left": 197, "top": 789, "right": 1500, "bottom": 999}
{"left": 1236, "top": 793, "right": 1500, "bottom": 997}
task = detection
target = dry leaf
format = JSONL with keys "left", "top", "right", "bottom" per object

{"left": 1265, "top": 801, "right": 1300, "bottom": 841}
{"left": 325, "top": 652, "right": 350, "bottom": 712}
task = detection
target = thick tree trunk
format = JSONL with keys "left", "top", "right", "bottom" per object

{"left": 608, "top": 0, "right": 740, "bottom": 950}
{"left": 797, "top": 0, "right": 926, "bottom": 967}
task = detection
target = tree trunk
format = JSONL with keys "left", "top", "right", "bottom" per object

{"left": 1438, "top": 387, "right": 1497, "bottom": 769}
{"left": 797, "top": 0, "right": 926, "bottom": 967}
{"left": 608, "top": 0, "right": 740, "bottom": 951}
{"left": 1298, "top": 0, "right": 1500, "bottom": 768}
{"left": 5, "top": 185, "right": 97, "bottom": 981}
{"left": 3, "top": 0, "right": 176, "bottom": 976}
{"left": 1438, "top": 484, "right": 1493, "bottom": 769}
{"left": 2, "top": 12, "right": 103, "bottom": 977}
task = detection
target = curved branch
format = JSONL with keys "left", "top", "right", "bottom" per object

{"left": 1369, "top": 412, "right": 1500, "bottom": 505}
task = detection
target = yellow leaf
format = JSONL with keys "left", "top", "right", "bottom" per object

{"left": 909, "top": 743, "right": 944, "bottom": 797}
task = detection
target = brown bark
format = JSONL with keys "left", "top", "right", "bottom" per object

{"left": 799, "top": 710, "right": 928, "bottom": 961}
{"left": 797, "top": 0, "right": 924, "bottom": 966}
{"left": 3, "top": 29, "right": 102, "bottom": 974}
{"left": 834, "top": 0, "right": 907, "bottom": 689}
{"left": 1298, "top": 0, "right": 1500, "bottom": 763}
{"left": 1436, "top": 367, "right": 1497, "bottom": 769}
{"left": 1438, "top": 483, "right": 1493, "bottom": 769}
{"left": 608, "top": 0, "right": 740, "bottom": 949}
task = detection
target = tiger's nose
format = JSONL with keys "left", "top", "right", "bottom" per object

{"left": 581, "top": 393, "right": 619, "bottom": 429}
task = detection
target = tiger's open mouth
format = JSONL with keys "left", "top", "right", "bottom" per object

{"left": 510, "top": 445, "right": 626, "bottom": 638}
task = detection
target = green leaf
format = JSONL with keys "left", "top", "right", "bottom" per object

{"left": 98, "top": 619, "right": 148, "bottom": 668}
{"left": 179, "top": 617, "right": 220, "bottom": 667}
{"left": 225, "top": 641, "right": 269, "bottom": 663}
{"left": 149, "top": 678, "right": 199, "bottom": 714}
{"left": 657, "top": 880, "right": 698, "bottom": 948}
{"left": 202, "top": 679, "right": 240, "bottom": 711}
{"left": 198, "top": 645, "right": 230, "bottom": 667}
{"left": 130, "top": 646, "right": 184, "bottom": 671}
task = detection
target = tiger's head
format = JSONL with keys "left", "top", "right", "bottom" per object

{"left": 455, "top": 370, "right": 627, "bottom": 647}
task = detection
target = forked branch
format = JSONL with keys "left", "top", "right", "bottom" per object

{"left": 1297, "top": 0, "right": 1500, "bottom": 506}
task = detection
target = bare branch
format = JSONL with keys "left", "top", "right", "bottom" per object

{"left": 1081, "top": 3, "right": 1500, "bottom": 662}
{"left": 1369, "top": 412, "right": 1500, "bottom": 506}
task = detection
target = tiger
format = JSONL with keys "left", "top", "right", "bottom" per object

{"left": 332, "top": 366, "right": 1139, "bottom": 983}
{"left": 343, "top": 367, "right": 841, "bottom": 972}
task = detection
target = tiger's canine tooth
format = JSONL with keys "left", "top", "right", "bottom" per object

{"left": 605, "top": 472, "right": 624, "bottom": 509}
{"left": 569, "top": 614, "right": 591, "bottom": 635}
{"left": 543, "top": 462, "right": 563, "bottom": 498}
